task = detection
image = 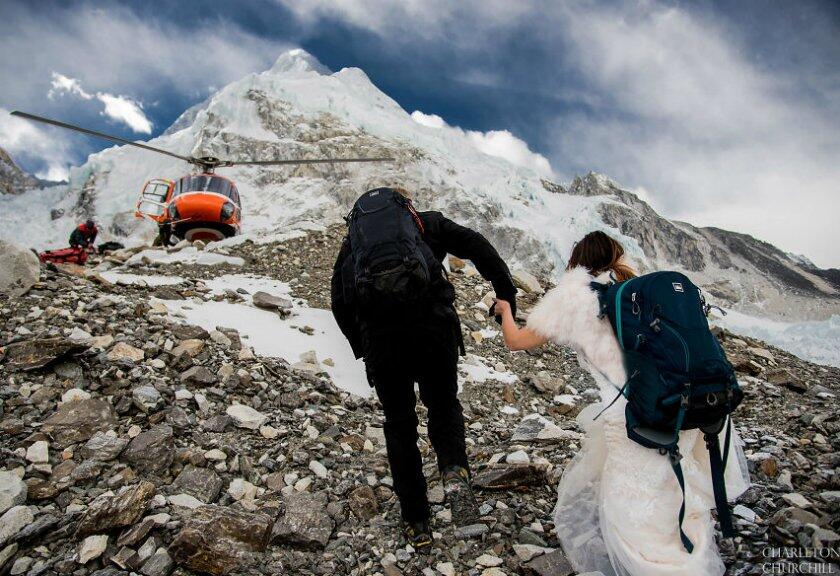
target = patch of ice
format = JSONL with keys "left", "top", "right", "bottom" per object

{"left": 200, "top": 274, "right": 292, "bottom": 303}
{"left": 714, "top": 311, "right": 840, "bottom": 368}
{"left": 459, "top": 353, "right": 518, "bottom": 384}
{"left": 99, "top": 271, "right": 185, "bottom": 287}
{"left": 480, "top": 328, "right": 499, "bottom": 340}
{"left": 126, "top": 247, "right": 244, "bottom": 267}
{"left": 160, "top": 298, "right": 370, "bottom": 397}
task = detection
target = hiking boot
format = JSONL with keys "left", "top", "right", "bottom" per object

{"left": 442, "top": 465, "right": 479, "bottom": 525}
{"left": 403, "top": 519, "right": 433, "bottom": 551}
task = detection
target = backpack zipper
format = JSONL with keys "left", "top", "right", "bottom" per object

{"left": 662, "top": 321, "right": 690, "bottom": 373}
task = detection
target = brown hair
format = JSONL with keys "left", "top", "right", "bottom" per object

{"left": 392, "top": 186, "right": 412, "bottom": 200}
{"left": 567, "top": 231, "right": 636, "bottom": 282}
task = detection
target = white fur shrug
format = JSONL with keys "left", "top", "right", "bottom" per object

{"left": 526, "top": 266, "right": 626, "bottom": 387}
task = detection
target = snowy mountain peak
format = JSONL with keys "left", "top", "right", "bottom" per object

{"left": 269, "top": 48, "right": 331, "bottom": 76}
{"left": 1, "top": 49, "right": 838, "bottom": 358}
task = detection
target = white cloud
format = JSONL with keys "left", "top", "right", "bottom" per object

{"left": 411, "top": 109, "right": 554, "bottom": 178}
{"left": 48, "top": 72, "right": 93, "bottom": 100}
{"left": 466, "top": 130, "right": 553, "bottom": 178}
{"left": 410, "top": 111, "right": 446, "bottom": 128}
{"left": 47, "top": 72, "right": 153, "bottom": 134}
{"left": 0, "top": 108, "right": 74, "bottom": 181}
{"left": 95, "top": 92, "right": 152, "bottom": 134}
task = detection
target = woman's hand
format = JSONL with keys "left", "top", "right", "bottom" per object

{"left": 492, "top": 298, "right": 511, "bottom": 318}
{"left": 494, "top": 299, "right": 549, "bottom": 351}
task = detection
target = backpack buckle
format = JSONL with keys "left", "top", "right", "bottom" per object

{"left": 668, "top": 447, "right": 683, "bottom": 465}
{"left": 649, "top": 318, "right": 661, "bottom": 333}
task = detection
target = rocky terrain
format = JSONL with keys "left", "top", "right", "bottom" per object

{"left": 0, "top": 147, "right": 39, "bottom": 196}
{"left": 0, "top": 227, "right": 838, "bottom": 576}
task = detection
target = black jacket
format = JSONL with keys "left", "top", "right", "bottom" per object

{"left": 331, "top": 210, "right": 517, "bottom": 359}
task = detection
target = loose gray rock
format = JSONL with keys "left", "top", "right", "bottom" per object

{"left": 0, "top": 506, "right": 33, "bottom": 547}
{"left": 80, "top": 431, "right": 128, "bottom": 461}
{"left": 2, "top": 337, "right": 90, "bottom": 372}
{"left": 0, "top": 240, "right": 39, "bottom": 297}
{"left": 169, "top": 505, "right": 272, "bottom": 576}
{"left": 41, "top": 398, "right": 118, "bottom": 448}
{"left": 521, "top": 549, "right": 575, "bottom": 575}
{"left": 180, "top": 366, "right": 216, "bottom": 386}
{"left": 171, "top": 465, "right": 223, "bottom": 503}
{"left": 75, "top": 481, "right": 156, "bottom": 537}
{"left": 141, "top": 548, "right": 174, "bottom": 576}
{"left": 511, "top": 414, "right": 581, "bottom": 443}
{"left": 473, "top": 464, "right": 548, "bottom": 490}
{"left": 225, "top": 403, "right": 267, "bottom": 430}
{"left": 133, "top": 385, "right": 163, "bottom": 412}
{"left": 123, "top": 424, "right": 174, "bottom": 476}
{"left": 252, "top": 291, "right": 293, "bottom": 313}
{"left": 271, "top": 491, "right": 334, "bottom": 549}
{"left": 0, "top": 471, "right": 27, "bottom": 515}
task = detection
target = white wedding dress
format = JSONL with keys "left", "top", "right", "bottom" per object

{"left": 526, "top": 267, "right": 751, "bottom": 576}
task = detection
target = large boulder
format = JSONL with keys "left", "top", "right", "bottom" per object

{"left": 169, "top": 505, "right": 272, "bottom": 576}
{"left": 0, "top": 241, "right": 39, "bottom": 297}
{"left": 75, "top": 481, "right": 156, "bottom": 537}
{"left": 41, "top": 398, "right": 118, "bottom": 448}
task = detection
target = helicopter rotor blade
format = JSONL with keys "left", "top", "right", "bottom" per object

{"left": 10, "top": 111, "right": 195, "bottom": 164}
{"left": 227, "top": 157, "right": 395, "bottom": 166}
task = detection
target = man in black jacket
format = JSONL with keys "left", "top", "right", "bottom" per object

{"left": 331, "top": 187, "right": 517, "bottom": 549}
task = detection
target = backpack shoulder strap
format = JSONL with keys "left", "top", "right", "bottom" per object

{"left": 589, "top": 281, "right": 610, "bottom": 318}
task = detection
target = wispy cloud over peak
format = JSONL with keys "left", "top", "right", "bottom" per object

{"left": 411, "top": 109, "right": 554, "bottom": 178}
{"left": 45, "top": 72, "right": 152, "bottom": 134}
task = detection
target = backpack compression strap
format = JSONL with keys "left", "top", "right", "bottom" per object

{"left": 704, "top": 417, "right": 735, "bottom": 538}
{"left": 668, "top": 447, "right": 694, "bottom": 554}
{"left": 669, "top": 393, "right": 694, "bottom": 553}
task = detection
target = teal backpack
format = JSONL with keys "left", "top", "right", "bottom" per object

{"left": 592, "top": 271, "right": 743, "bottom": 552}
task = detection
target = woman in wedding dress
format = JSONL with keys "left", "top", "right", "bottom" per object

{"left": 492, "top": 231, "right": 750, "bottom": 576}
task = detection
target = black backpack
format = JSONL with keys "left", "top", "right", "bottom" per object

{"left": 344, "top": 188, "right": 437, "bottom": 309}
{"left": 593, "top": 271, "right": 743, "bottom": 552}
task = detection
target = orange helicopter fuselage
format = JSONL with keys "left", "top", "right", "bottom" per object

{"left": 135, "top": 173, "right": 241, "bottom": 242}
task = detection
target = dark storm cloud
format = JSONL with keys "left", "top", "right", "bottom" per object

{"left": 0, "top": 0, "right": 837, "bottom": 265}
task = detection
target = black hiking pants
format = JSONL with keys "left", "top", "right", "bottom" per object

{"left": 364, "top": 317, "right": 468, "bottom": 523}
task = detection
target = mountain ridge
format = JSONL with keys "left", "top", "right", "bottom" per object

{"left": 1, "top": 49, "right": 837, "bottom": 327}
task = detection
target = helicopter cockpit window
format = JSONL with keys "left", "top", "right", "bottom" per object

{"left": 174, "top": 175, "right": 238, "bottom": 204}
{"left": 137, "top": 181, "right": 170, "bottom": 217}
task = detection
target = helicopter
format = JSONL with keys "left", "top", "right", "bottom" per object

{"left": 11, "top": 111, "right": 393, "bottom": 244}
